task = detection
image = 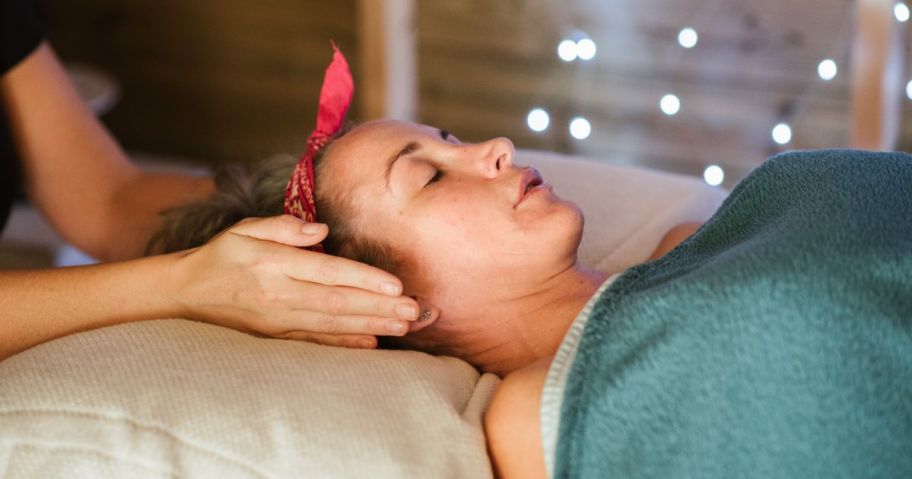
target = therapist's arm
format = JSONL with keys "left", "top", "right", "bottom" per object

{"left": 1, "top": 42, "right": 214, "bottom": 261}
{"left": 0, "top": 45, "right": 424, "bottom": 358}
{"left": 0, "top": 252, "right": 187, "bottom": 360}
{"left": 0, "top": 215, "right": 421, "bottom": 362}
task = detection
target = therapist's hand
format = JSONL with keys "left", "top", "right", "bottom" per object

{"left": 169, "top": 215, "right": 420, "bottom": 348}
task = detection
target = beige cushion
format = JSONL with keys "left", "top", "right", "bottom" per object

{"left": 0, "top": 320, "right": 498, "bottom": 478}
{"left": 0, "top": 151, "right": 727, "bottom": 478}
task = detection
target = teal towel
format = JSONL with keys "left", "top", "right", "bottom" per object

{"left": 556, "top": 150, "right": 912, "bottom": 478}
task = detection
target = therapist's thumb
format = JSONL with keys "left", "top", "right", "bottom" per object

{"left": 229, "top": 215, "right": 328, "bottom": 247}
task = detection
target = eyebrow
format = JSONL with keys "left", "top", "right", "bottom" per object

{"left": 385, "top": 141, "right": 420, "bottom": 189}
{"left": 383, "top": 129, "right": 449, "bottom": 189}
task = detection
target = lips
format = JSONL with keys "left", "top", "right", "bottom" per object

{"left": 515, "top": 167, "right": 545, "bottom": 207}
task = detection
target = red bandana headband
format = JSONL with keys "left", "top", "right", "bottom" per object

{"left": 283, "top": 44, "right": 354, "bottom": 252}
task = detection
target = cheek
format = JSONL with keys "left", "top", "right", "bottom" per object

{"left": 391, "top": 193, "right": 583, "bottom": 289}
{"left": 410, "top": 201, "right": 510, "bottom": 262}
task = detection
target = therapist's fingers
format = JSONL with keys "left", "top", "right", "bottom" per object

{"left": 287, "top": 283, "right": 420, "bottom": 321}
{"left": 228, "top": 215, "right": 405, "bottom": 297}
{"left": 281, "top": 332, "right": 378, "bottom": 349}
{"left": 277, "top": 246, "right": 405, "bottom": 297}
{"left": 268, "top": 311, "right": 411, "bottom": 337}
{"left": 228, "top": 214, "right": 328, "bottom": 248}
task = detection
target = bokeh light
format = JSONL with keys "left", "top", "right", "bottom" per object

{"left": 577, "top": 38, "right": 597, "bottom": 61}
{"left": 660, "top": 94, "right": 681, "bottom": 116}
{"left": 703, "top": 165, "right": 725, "bottom": 186}
{"left": 772, "top": 123, "right": 793, "bottom": 145}
{"left": 678, "top": 27, "right": 699, "bottom": 48}
{"left": 895, "top": 2, "right": 910, "bottom": 22}
{"left": 557, "top": 39, "right": 578, "bottom": 62}
{"left": 817, "top": 59, "right": 838, "bottom": 81}
{"left": 526, "top": 108, "right": 551, "bottom": 132}
{"left": 569, "top": 117, "right": 592, "bottom": 140}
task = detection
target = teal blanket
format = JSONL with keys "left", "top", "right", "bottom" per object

{"left": 556, "top": 150, "right": 912, "bottom": 478}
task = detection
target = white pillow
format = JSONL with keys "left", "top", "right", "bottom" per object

{"left": 0, "top": 320, "right": 498, "bottom": 478}
{"left": 0, "top": 151, "right": 727, "bottom": 478}
{"left": 517, "top": 150, "right": 728, "bottom": 273}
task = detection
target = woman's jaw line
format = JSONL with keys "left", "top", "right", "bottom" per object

{"left": 431, "top": 257, "right": 609, "bottom": 377}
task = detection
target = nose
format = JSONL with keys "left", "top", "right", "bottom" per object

{"left": 472, "top": 137, "right": 514, "bottom": 179}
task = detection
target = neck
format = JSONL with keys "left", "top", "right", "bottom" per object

{"left": 470, "top": 263, "right": 610, "bottom": 376}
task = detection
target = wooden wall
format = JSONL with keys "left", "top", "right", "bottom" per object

{"left": 44, "top": 0, "right": 912, "bottom": 187}
{"left": 46, "top": 0, "right": 358, "bottom": 165}
{"left": 415, "top": 0, "right": 864, "bottom": 183}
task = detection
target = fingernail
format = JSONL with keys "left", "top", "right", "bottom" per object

{"left": 386, "top": 321, "right": 407, "bottom": 335}
{"left": 301, "top": 223, "right": 325, "bottom": 234}
{"left": 395, "top": 304, "right": 418, "bottom": 320}
{"left": 380, "top": 281, "right": 401, "bottom": 296}
{"left": 358, "top": 338, "right": 375, "bottom": 348}
{"left": 417, "top": 309, "right": 432, "bottom": 322}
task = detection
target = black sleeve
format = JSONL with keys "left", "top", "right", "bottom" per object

{"left": 1, "top": 1, "right": 46, "bottom": 230}
{"left": 1, "top": 0, "right": 46, "bottom": 75}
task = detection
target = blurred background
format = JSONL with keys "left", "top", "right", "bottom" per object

{"left": 2, "top": 0, "right": 911, "bottom": 267}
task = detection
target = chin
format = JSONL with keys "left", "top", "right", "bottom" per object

{"left": 550, "top": 198, "right": 585, "bottom": 253}
{"left": 518, "top": 199, "right": 584, "bottom": 272}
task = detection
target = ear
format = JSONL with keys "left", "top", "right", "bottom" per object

{"left": 407, "top": 295, "right": 441, "bottom": 326}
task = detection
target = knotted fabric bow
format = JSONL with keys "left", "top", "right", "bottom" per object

{"left": 283, "top": 44, "right": 354, "bottom": 252}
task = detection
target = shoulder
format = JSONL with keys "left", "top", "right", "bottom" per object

{"left": 484, "top": 357, "right": 551, "bottom": 479}
{"left": 648, "top": 222, "right": 703, "bottom": 260}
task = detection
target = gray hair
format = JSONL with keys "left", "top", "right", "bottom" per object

{"left": 146, "top": 142, "right": 403, "bottom": 276}
{"left": 146, "top": 154, "right": 297, "bottom": 255}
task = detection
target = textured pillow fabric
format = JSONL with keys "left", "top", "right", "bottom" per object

{"left": 0, "top": 151, "right": 727, "bottom": 478}
{"left": 0, "top": 320, "right": 499, "bottom": 478}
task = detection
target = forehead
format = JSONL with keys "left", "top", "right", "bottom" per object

{"left": 321, "top": 119, "right": 439, "bottom": 193}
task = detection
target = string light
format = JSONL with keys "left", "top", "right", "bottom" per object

{"left": 557, "top": 39, "right": 579, "bottom": 62}
{"left": 526, "top": 108, "right": 551, "bottom": 132}
{"left": 558, "top": 34, "right": 597, "bottom": 62}
{"left": 569, "top": 117, "right": 592, "bottom": 140}
{"left": 577, "top": 38, "right": 597, "bottom": 61}
{"left": 660, "top": 94, "right": 681, "bottom": 116}
{"left": 772, "top": 123, "right": 792, "bottom": 145}
{"left": 895, "top": 2, "right": 910, "bottom": 22}
{"left": 535, "top": 7, "right": 845, "bottom": 162}
{"left": 817, "top": 59, "right": 838, "bottom": 81}
{"left": 703, "top": 165, "right": 724, "bottom": 186}
{"left": 678, "top": 27, "right": 698, "bottom": 49}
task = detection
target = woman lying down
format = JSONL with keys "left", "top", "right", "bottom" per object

{"left": 149, "top": 50, "right": 912, "bottom": 478}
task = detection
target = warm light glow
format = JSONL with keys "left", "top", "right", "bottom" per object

{"left": 895, "top": 2, "right": 910, "bottom": 22}
{"left": 660, "top": 94, "right": 681, "bottom": 116}
{"left": 569, "top": 117, "right": 592, "bottom": 140}
{"left": 817, "top": 59, "right": 838, "bottom": 81}
{"left": 678, "top": 27, "right": 699, "bottom": 49}
{"left": 772, "top": 123, "right": 792, "bottom": 145}
{"left": 703, "top": 165, "right": 725, "bottom": 186}
{"left": 558, "top": 39, "right": 579, "bottom": 62}
{"left": 526, "top": 108, "right": 550, "bottom": 132}
{"left": 577, "top": 38, "right": 597, "bottom": 61}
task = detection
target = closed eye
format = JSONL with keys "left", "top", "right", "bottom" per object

{"left": 425, "top": 169, "right": 443, "bottom": 187}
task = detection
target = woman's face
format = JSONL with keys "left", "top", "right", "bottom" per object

{"left": 320, "top": 120, "right": 584, "bottom": 348}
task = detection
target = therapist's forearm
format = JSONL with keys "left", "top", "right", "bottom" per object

{"left": 0, "top": 252, "right": 184, "bottom": 361}
{"left": 102, "top": 172, "right": 214, "bottom": 261}
{"left": 2, "top": 42, "right": 214, "bottom": 261}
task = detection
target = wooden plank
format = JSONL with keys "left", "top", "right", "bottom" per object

{"left": 418, "top": 53, "right": 849, "bottom": 147}
{"left": 358, "top": 0, "right": 417, "bottom": 120}
{"left": 45, "top": 0, "right": 358, "bottom": 165}
{"left": 851, "top": 0, "right": 905, "bottom": 150}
